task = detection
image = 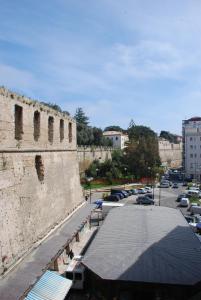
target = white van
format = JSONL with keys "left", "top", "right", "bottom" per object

{"left": 186, "top": 190, "right": 201, "bottom": 198}
{"left": 66, "top": 255, "right": 85, "bottom": 289}
{"left": 189, "top": 205, "right": 201, "bottom": 215}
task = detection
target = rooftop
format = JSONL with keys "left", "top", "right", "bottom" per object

{"left": 103, "top": 131, "right": 128, "bottom": 136}
{"left": 184, "top": 117, "right": 201, "bottom": 123}
{"left": 83, "top": 206, "right": 201, "bottom": 286}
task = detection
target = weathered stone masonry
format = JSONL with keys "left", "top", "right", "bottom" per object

{"left": 0, "top": 88, "right": 83, "bottom": 275}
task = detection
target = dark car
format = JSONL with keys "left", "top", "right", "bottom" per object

{"left": 184, "top": 215, "right": 195, "bottom": 223}
{"left": 111, "top": 189, "right": 128, "bottom": 198}
{"left": 146, "top": 194, "right": 154, "bottom": 199}
{"left": 183, "top": 182, "right": 188, "bottom": 186}
{"left": 113, "top": 192, "right": 124, "bottom": 199}
{"left": 104, "top": 194, "right": 120, "bottom": 202}
{"left": 172, "top": 183, "right": 178, "bottom": 188}
{"left": 136, "top": 196, "right": 154, "bottom": 205}
{"left": 125, "top": 190, "right": 132, "bottom": 196}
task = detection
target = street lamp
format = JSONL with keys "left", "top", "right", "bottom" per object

{"left": 124, "top": 167, "right": 127, "bottom": 189}
{"left": 147, "top": 166, "right": 151, "bottom": 185}
{"left": 86, "top": 177, "right": 93, "bottom": 204}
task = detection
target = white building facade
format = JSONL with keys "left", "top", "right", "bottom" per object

{"left": 182, "top": 117, "right": 201, "bottom": 181}
{"left": 103, "top": 131, "right": 129, "bottom": 149}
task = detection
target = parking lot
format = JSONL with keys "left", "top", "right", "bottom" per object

{"left": 90, "top": 183, "right": 190, "bottom": 216}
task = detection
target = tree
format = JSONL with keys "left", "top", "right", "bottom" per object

{"left": 125, "top": 125, "right": 161, "bottom": 178}
{"left": 160, "top": 131, "right": 179, "bottom": 144}
{"left": 75, "top": 108, "right": 114, "bottom": 146}
{"left": 92, "top": 127, "right": 103, "bottom": 146}
{"left": 74, "top": 107, "right": 89, "bottom": 126}
{"left": 104, "top": 125, "right": 124, "bottom": 132}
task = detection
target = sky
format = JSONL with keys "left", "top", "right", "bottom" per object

{"left": 1, "top": 1, "right": 201, "bottom": 135}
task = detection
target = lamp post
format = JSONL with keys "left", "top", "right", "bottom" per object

{"left": 124, "top": 167, "right": 127, "bottom": 189}
{"left": 86, "top": 177, "right": 93, "bottom": 204}
{"left": 147, "top": 166, "right": 151, "bottom": 185}
{"left": 156, "top": 173, "right": 160, "bottom": 206}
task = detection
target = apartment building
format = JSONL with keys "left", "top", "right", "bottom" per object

{"left": 182, "top": 117, "right": 201, "bottom": 180}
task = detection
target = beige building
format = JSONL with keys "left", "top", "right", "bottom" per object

{"left": 0, "top": 87, "right": 83, "bottom": 276}
{"left": 158, "top": 138, "right": 182, "bottom": 168}
{"left": 103, "top": 131, "right": 129, "bottom": 149}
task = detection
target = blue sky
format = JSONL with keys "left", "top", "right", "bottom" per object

{"left": 1, "top": 0, "right": 201, "bottom": 134}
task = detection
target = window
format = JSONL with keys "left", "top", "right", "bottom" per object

{"left": 33, "top": 111, "right": 40, "bottom": 141}
{"left": 35, "top": 155, "right": 44, "bottom": 182}
{"left": 190, "top": 145, "right": 193, "bottom": 149}
{"left": 116, "top": 136, "right": 118, "bottom": 140}
{"left": 68, "top": 122, "right": 72, "bottom": 143}
{"left": 48, "top": 116, "right": 54, "bottom": 144}
{"left": 190, "top": 154, "right": 193, "bottom": 158}
{"left": 195, "top": 154, "right": 197, "bottom": 158}
{"left": 60, "top": 119, "right": 64, "bottom": 142}
{"left": 190, "top": 137, "right": 193, "bottom": 141}
{"left": 190, "top": 163, "right": 193, "bottom": 169}
{"left": 15, "top": 105, "right": 23, "bottom": 140}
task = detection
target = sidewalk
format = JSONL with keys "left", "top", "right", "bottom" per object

{"left": 0, "top": 202, "right": 95, "bottom": 300}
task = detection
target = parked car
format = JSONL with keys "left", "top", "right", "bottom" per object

{"left": 138, "top": 188, "right": 147, "bottom": 194}
{"left": 183, "top": 182, "right": 188, "bottom": 186}
{"left": 180, "top": 197, "right": 189, "bottom": 207}
{"left": 159, "top": 180, "right": 170, "bottom": 188}
{"left": 125, "top": 190, "right": 133, "bottom": 196}
{"left": 146, "top": 194, "right": 154, "bottom": 199}
{"left": 186, "top": 190, "right": 201, "bottom": 198}
{"left": 130, "top": 189, "right": 138, "bottom": 195}
{"left": 189, "top": 204, "right": 201, "bottom": 215}
{"left": 184, "top": 213, "right": 201, "bottom": 224}
{"left": 112, "top": 192, "right": 124, "bottom": 199}
{"left": 144, "top": 186, "right": 152, "bottom": 193}
{"left": 176, "top": 193, "right": 188, "bottom": 202}
{"left": 136, "top": 196, "right": 154, "bottom": 205}
{"left": 184, "top": 215, "right": 195, "bottom": 223}
{"left": 104, "top": 194, "right": 120, "bottom": 202}
{"left": 111, "top": 189, "right": 128, "bottom": 198}
{"left": 172, "top": 183, "right": 178, "bottom": 188}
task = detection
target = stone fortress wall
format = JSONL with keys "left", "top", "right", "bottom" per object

{"left": 0, "top": 88, "right": 83, "bottom": 275}
{"left": 77, "top": 146, "right": 113, "bottom": 175}
{"left": 158, "top": 138, "right": 182, "bottom": 168}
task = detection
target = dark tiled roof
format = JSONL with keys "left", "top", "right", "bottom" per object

{"left": 83, "top": 206, "right": 201, "bottom": 286}
{"left": 0, "top": 203, "right": 95, "bottom": 300}
{"left": 187, "top": 117, "right": 201, "bottom": 122}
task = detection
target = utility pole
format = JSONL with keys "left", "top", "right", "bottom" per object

{"left": 159, "top": 186, "right": 161, "bottom": 206}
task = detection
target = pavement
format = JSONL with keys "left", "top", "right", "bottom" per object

{"left": 0, "top": 202, "right": 96, "bottom": 300}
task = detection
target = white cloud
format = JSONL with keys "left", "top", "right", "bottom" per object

{"left": 104, "top": 40, "right": 199, "bottom": 81}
